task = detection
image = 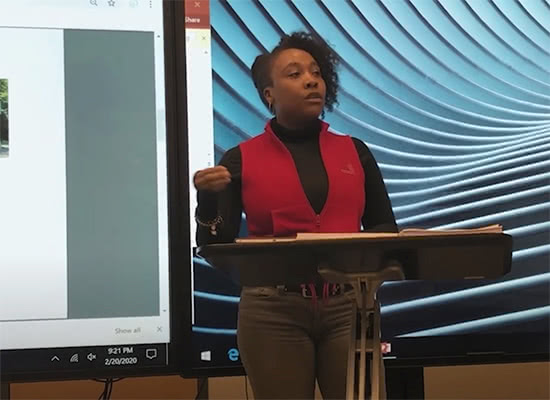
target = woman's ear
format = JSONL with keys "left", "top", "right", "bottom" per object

{"left": 263, "top": 87, "right": 275, "bottom": 114}
{"left": 263, "top": 87, "right": 273, "bottom": 106}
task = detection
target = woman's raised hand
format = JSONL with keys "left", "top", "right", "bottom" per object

{"left": 193, "top": 166, "right": 232, "bottom": 192}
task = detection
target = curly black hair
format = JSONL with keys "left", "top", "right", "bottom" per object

{"left": 251, "top": 31, "right": 339, "bottom": 115}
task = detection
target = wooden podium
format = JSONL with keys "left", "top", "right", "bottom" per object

{"left": 198, "top": 233, "right": 513, "bottom": 399}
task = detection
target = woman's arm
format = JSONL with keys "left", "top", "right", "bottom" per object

{"left": 352, "top": 138, "right": 398, "bottom": 233}
{"left": 195, "top": 146, "right": 243, "bottom": 245}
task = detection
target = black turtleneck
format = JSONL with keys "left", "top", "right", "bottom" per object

{"left": 196, "top": 119, "right": 397, "bottom": 245}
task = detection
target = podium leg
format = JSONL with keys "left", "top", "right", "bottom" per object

{"left": 371, "top": 301, "right": 382, "bottom": 399}
{"left": 319, "top": 266, "right": 404, "bottom": 400}
{"left": 346, "top": 301, "right": 357, "bottom": 400}
{"left": 348, "top": 285, "right": 388, "bottom": 400}
{"left": 358, "top": 284, "right": 368, "bottom": 400}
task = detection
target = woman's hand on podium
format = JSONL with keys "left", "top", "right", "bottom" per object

{"left": 193, "top": 166, "right": 231, "bottom": 193}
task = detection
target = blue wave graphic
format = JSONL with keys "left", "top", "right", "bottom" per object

{"left": 192, "top": 0, "right": 550, "bottom": 341}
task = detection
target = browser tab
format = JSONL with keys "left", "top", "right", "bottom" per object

{"left": 185, "top": 0, "right": 209, "bottom": 29}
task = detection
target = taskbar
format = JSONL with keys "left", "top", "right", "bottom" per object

{"left": 1, "top": 343, "right": 168, "bottom": 374}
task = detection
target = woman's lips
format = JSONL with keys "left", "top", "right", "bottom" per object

{"left": 304, "top": 93, "right": 324, "bottom": 103}
{"left": 305, "top": 92, "right": 323, "bottom": 99}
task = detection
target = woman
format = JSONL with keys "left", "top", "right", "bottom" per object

{"left": 194, "top": 32, "right": 396, "bottom": 399}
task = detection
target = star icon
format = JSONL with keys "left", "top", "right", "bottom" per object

{"left": 108, "top": 0, "right": 115, "bottom": 6}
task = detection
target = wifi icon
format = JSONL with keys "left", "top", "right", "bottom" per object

{"left": 70, "top": 354, "right": 79, "bottom": 363}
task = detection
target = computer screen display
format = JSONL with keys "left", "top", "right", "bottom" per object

{"left": 184, "top": 0, "right": 550, "bottom": 375}
{"left": 0, "top": 0, "right": 190, "bottom": 381}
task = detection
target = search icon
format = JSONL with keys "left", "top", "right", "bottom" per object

{"left": 90, "top": 0, "right": 98, "bottom": 5}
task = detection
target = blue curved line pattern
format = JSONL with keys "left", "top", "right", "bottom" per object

{"left": 394, "top": 172, "right": 549, "bottom": 207}
{"left": 410, "top": 0, "right": 550, "bottom": 86}
{"left": 194, "top": 272, "right": 550, "bottom": 313}
{"left": 447, "top": 0, "right": 550, "bottom": 83}
{"left": 193, "top": 326, "right": 237, "bottom": 336}
{"left": 382, "top": 273, "right": 550, "bottom": 315}
{"left": 397, "top": 306, "right": 550, "bottom": 337}
{"left": 491, "top": 0, "right": 550, "bottom": 55}
{"left": 512, "top": 244, "right": 550, "bottom": 260}
{"left": 195, "top": 290, "right": 240, "bottom": 304}
{"left": 518, "top": 0, "right": 550, "bottom": 35}
{"left": 430, "top": 202, "right": 549, "bottom": 227}
{"left": 357, "top": 0, "right": 550, "bottom": 106}
{"left": 507, "top": 221, "right": 550, "bottom": 236}
{"left": 388, "top": 159, "right": 550, "bottom": 198}
{"left": 193, "top": 0, "right": 550, "bottom": 343}
{"left": 379, "top": 144, "right": 550, "bottom": 181}
{"left": 466, "top": 1, "right": 550, "bottom": 75}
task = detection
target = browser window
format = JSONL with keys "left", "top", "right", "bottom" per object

{"left": 0, "top": 0, "right": 170, "bottom": 359}
{"left": 184, "top": 0, "right": 214, "bottom": 324}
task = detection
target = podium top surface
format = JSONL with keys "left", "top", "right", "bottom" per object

{"left": 198, "top": 233, "right": 513, "bottom": 286}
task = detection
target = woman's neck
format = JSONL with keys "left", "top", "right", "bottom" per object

{"left": 274, "top": 113, "right": 320, "bottom": 131}
{"left": 271, "top": 118, "right": 321, "bottom": 142}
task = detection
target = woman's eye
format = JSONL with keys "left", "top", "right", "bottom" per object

{"left": 312, "top": 70, "right": 321, "bottom": 76}
{"left": 288, "top": 72, "right": 300, "bottom": 78}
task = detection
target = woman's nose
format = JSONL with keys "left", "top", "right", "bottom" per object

{"left": 305, "top": 79, "right": 318, "bottom": 89}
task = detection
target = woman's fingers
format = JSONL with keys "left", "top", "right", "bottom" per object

{"left": 194, "top": 166, "right": 232, "bottom": 192}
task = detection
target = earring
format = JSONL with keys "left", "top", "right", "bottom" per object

{"left": 268, "top": 102, "right": 274, "bottom": 114}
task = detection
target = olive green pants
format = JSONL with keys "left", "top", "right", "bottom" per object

{"left": 237, "top": 286, "right": 386, "bottom": 399}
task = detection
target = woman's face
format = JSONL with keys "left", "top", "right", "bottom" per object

{"left": 264, "top": 48, "right": 326, "bottom": 128}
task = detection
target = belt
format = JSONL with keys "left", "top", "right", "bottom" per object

{"left": 282, "top": 283, "right": 353, "bottom": 298}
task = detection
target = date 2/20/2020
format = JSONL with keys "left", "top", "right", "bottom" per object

{"left": 104, "top": 357, "right": 138, "bottom": 366}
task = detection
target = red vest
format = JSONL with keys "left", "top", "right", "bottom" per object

{"left": 240, "top": 121, "right": 365, "bottom": 237}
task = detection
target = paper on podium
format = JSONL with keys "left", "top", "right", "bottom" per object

{"left": 396, "top": 224, "right": 503, "bottom": 236}
{"left": 234, "top": 224, "right": 503, "bottom": 243}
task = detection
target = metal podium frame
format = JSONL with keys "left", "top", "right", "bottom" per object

{"left": 319, "top": 264, "right": 405, "bottom": 400}
{"left": 198, "top": 233, "right": 513, "bottom": 400}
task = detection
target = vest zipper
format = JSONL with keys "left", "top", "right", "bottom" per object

{"left": 315, "top": 214, "right": 321, "bottom": 232}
